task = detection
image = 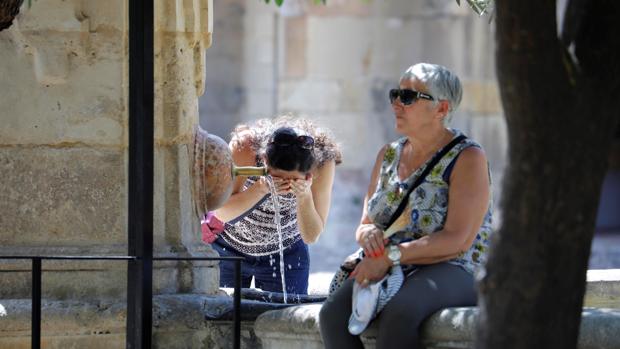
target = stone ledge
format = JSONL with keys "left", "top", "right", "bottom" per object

{"left": 0, "top": 270, "right": 618, "bottom": 348}
{"left": 254, "top": 305, "right": 620, "bottom": 349}
{"left": 0, "top": 294, "right": 295, "bottom": 349}
{"left": 255, "top": 269, "right": 620, "bottom": 349}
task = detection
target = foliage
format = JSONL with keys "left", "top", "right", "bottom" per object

{"left": 264, "top": 0, "right": 326, "bottom": 6}
{"left": 457, "top": 0, "right": 493, "bottom": 16}
{"left": 263, "top": 0, "right": 493, "bottom": 15}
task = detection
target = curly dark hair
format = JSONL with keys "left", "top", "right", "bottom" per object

{"left": 230, "top": 115, "right": 343, "bottom": 170}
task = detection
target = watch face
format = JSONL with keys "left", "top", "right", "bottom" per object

{"left": 388, "top": 246, "right": 401, "bottom": 262}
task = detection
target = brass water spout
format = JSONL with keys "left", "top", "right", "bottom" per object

{"left": 190, "top": 125, "right": 267, "bottom": 220}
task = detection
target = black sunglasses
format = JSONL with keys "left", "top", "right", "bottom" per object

{"left": 270, "top": 132, "right": 315, "bottom": 150}
{"left": 389, "top": 88, "right": 434, "bottom": 105}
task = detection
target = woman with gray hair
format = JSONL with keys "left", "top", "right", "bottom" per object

{"left": 319, "top": 63, "right": 493, "bottom": 348}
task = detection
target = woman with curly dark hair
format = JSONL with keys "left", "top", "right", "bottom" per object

{"left": 213, "top": 116, "right": 342, "bottom": 295}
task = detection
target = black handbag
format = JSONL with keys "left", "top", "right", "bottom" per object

{"left": 327, "top": 135, "right": 467, "bottom": 295}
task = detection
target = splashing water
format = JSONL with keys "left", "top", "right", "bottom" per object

{"left": 265, "top": 176, "right": 288, "bottom": 304}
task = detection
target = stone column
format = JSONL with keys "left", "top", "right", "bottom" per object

{"left": 0, "top": 0, "right": 218, "bottom": 300}
{"left": 153, "top": 0, "right": 218, "bottom": 295}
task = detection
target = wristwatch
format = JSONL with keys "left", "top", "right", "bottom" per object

{"left": 387, "top": 245, "right": 401, "bottom": 266}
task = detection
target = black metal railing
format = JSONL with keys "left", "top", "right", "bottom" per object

{"left": 0, "top": 255, "right": 244, "bottom": 349}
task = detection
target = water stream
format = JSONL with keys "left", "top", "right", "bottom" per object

{"left": 265, "top": 176, "right": 288, "bottom": 304}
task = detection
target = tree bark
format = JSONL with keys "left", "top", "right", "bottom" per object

{"left": 477, "top": 1, "right": 620, "bottom": 348}
{"left": 0, "top": 0, "right": 24, "bottom": 31}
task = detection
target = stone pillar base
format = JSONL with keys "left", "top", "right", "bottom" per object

{"left": 0, "top": 295, "right": 262, "bottom": 349}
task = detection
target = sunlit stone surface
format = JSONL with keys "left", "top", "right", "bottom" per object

{"left": 0, "top": 0, "right": 216, "bottom": 301}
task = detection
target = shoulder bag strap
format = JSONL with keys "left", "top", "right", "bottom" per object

{"left": 384, "top": 134, "right": 467, "bottom": 229}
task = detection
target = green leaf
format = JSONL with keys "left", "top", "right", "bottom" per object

{"left": 275, "top": 0, "right": 284, "bottom": 6}
{"left": 456, "top": 0, "right": 461, "bottom": 6}
{"left": 465, "top": 0, "right": 493, "bottom": 16}
{"left": 264, "top": 0, "right": 270, "bottom": 4}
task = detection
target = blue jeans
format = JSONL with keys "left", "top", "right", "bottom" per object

{"left": 213, "top": 238, "right": 310, "bottom": 295}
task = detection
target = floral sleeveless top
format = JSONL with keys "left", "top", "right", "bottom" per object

{"left": 367, "top": 130, "right": 493, "bottom": 274}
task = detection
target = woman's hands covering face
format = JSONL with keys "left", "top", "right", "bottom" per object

{"left": 289, "top": 174, "right": 313, "bottom": 198}
{"left": 250, "top": 176, "right": 291, "bottom": 196}
{"left": 271, "top": 176, "right": 293, "bottom": 195}
{"left": 271, "top": 174, "right": 313, "bottom": 197}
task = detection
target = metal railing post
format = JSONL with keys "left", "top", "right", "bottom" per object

{"left": 31, "top": 258, "right": 41, "bottom": 349}
{"left": 127, "top": 0, "right": 154, "bottom": 346}
{"left": 234, "top": 259, "right": 241, "bottom": 349}
{"left": 2, "top": 255, "right": 244, "bottom": 349}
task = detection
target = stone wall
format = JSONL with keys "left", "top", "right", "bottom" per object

{"left": 198, "top": 0, "right": 246, "bottom": 139}
{"left": 0, "top": 0, "right": 218, "bottom": 300}
{"left": 202, "top": 0, "right": 503, "bottom": 166}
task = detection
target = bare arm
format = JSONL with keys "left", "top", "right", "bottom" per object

{"left": 351, "top": 145, "right": 400, "bottom": 282}
{"left": 295, "top": 160, "right": 336, "bottom": 244}
{"left": 214, "top": 133, "right": 269, "bottom": 222}
{"left": 355, "top": 146, "right": 389, "bottom": 257}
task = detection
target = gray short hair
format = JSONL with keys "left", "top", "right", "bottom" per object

{"left": 400, "top": 63, "right": 463, "bottom": 124}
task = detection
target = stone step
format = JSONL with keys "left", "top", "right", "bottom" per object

{"left": 254, "top": 305, "right": 620, "bottom": 349}
{"left": 0, "top": 270, "right": 618, "bottom": 348}
{"left": 0, "top": 294, "right": 287, "bottom": 348}
{"left": 254, "top": 269, "right": 620, "bottom": 349}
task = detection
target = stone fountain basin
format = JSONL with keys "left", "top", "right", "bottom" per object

{"left": 219, "top": 287, "right": 326, "bottom": 306}
{"left": 207, "top": 287, "right": 326, "bottom": 321}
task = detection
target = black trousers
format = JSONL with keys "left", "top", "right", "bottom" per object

{"left": 319, "top": 262, "right": 476, "bottom": 349}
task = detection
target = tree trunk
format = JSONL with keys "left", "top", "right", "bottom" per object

{"left": 0, "top": 0, "right": 24, "bottom": 31}
{"left": 477, "top": 1, "right": 620, "bottom": 348}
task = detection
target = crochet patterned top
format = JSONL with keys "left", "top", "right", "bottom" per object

{"left": 367, "top": 130, "right": 493, "bottom": 274}
{"left": 218, "top": 177, "right": 300, "bottom": 256}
